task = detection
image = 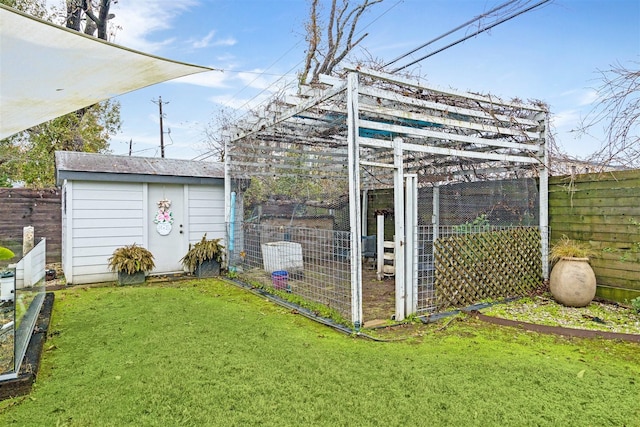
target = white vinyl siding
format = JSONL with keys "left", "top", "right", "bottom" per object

{"left": 188, "top": 185, "right": 225, "bottom": 244}
{"left": 69, "top": 181, "right": 144, "bottom": 284}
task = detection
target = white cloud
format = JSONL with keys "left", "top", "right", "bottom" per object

{"left": 558, "top": 88, "right": 599, "bottom": 107}
{"left": 191, "top": 30, "right": 216, "bottom": 49}
{"left": 213, "top": 37, "right": 237, "bottom": 47}
{"left": 235, "top": 70, "right": 274, "bottom": 91}
{"left": 578, "top": 89, "right": 599, "bottom": 106}
{"left": 171, "top": 70, "right": 231, "bottom": 88}
{"left": 207, "top": 92, "right": 274, "bottom": 112}
{"left": 551, "top": 109, "right": 581, "bottom": 130}
{"left": 189, "top": 30, "right": 237, "bottom": 49}
{"left": 108, "top": 0, "right": 199, "bottom": 53}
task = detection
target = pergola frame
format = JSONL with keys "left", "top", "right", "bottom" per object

{"left": 225, "top": 68, "right": 549, "bottom": 327}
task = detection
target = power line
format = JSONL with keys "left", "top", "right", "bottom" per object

{"left": 392, "top": 0, "right": 551, "bottom": 73}
{"left": 384, "top": 0, "right": 519, "bottom": 68}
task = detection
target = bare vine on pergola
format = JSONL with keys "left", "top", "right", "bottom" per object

{"left": 577, "top": 61, "right": 640, "bottom": 168}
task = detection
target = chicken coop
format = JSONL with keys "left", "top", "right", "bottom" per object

{"left": 224, "top": 68, "right": 549, "bottom": 328}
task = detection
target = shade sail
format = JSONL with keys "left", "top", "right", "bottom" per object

{"left": 0, "top": 4, "right": 213, "bottom": 139}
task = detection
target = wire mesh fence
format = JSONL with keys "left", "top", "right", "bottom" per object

{"left": 416, "top": 225, "right": 543, "bottom": 314}
{"left": 227, "top": 222, "right": 352, "bottom": 321}
{"left": 383, "top": 177, "right": 543, "bottom": 315}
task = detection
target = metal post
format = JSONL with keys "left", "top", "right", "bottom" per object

{"left": 432, "top": 185, "right": 440, "bottom": 266}
{"left": 377, "top": 214, "right": 384, "bottom": 280}
{"left": 362, "top": 189, "right": 368, "bottom": 237}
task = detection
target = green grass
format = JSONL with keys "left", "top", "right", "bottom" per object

{"left": 1, "top": 280, "right": 639, "bottom": 426}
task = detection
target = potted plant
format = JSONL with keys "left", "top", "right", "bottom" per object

{"left": 180, "top": 234, "right": 225, "bottom": 278}
{"left": 108, "top": 244, "right": 155, "bottom": 285}
{"left": 549, "top": 235, "right": 596, "bottom": 307}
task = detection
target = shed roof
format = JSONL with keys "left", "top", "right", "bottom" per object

{"left": 55, "top": 151, "right": 224, "bottom": 185}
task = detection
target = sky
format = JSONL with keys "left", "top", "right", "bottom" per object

{"left": 91, "top": 0, "right": 639, "bottom": 161}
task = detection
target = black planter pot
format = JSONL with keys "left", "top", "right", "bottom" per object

{"left": 194, "top": 259, "right": 221, "bottom": 278}
{"left": 117, "top": 271, "right": 146, "bottom": 286}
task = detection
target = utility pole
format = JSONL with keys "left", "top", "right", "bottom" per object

{"left": 152, "top": 96, "right": 169, "bottom": 158}
{"left": 129, "top": 138, "right": 132, "bottom": 156}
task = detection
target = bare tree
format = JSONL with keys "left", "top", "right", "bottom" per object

{"left": 203, "top": 107, "right": 235, "bottom": 162}
{"left": 65, "top": 0, "right": 115, "bottom": 40}
{"left": 204, "top": 0, "right": 383, "bottom": 161}
{"left": 300, "top": 0, "right": 383, "bottom": 85}
{"left": 577, "top": 61, "right": 640, "bottom": 168}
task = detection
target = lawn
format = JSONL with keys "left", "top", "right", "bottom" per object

{"left": 0, "top": 279, "right": 638, "bottom": 426}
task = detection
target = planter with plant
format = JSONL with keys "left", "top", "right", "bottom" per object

{"left": 549, "top": 235, "right": 597, "bottom": 307}
{"left": 107, "top": 244, "right": 155, "bottom": 285}
{"left": 0, "top": 246, "right": 16, "bottom": 301}
{"left": 180, "top": 234, "right": 225, "bottom": 278}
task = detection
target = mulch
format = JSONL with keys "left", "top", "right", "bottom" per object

{"left": 468, "top": 310, "right": 640, "bottom": 343}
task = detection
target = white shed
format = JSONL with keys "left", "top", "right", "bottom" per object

{"left": 55, "top": 151, "right": 225, "bottom": 285}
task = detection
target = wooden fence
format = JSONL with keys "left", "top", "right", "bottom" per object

{"left": 549, "top": 169, "right": 640, "bottom": 302}
{"left": 0, "top": 188, "right": 61, "bottom": 264}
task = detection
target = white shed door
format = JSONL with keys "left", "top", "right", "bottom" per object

{"left": 148, "top": 184, "right": 186, "bottom": 273}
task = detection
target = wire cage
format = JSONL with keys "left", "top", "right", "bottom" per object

{"left": 225, "top": 68, "right": 549, "bottom": 327}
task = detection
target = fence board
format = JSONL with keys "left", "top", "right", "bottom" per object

{"left": 547, "top": 187, "right": 637, "bottom": 199}
{"left": 0, "top": 188, "right": 61, "bottom": 264}
{"left": 550, "top": 215, "right": 632, "bottom": 226}
{"left": 549, "top": 206, "right": 638, "bottom": 217}
{"left": 549, "top": 169, "right": 640, "bottom": 301}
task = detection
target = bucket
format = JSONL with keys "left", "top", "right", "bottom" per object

{"left": 271, "top": 270, "right": 288, "bottom": 290}
{"left": 0, "top": 270, "right": 15, "bottom": 302}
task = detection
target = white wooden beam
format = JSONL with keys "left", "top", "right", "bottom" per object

{"left": 359, "top": 86, "right": 539, "bottom": 127}
{"left": 393, "top": 137, "right": 405, "bottom": 322}
{"left": 358, "top": 136, "right": 539, "bottom": 164}
{"left": 358, "top": 104, "right": 540, "bottom": 140}
{"left": 345, "top": 67, "right": 548, "bottom": 112}
{"left": 539, "top": 112, "right": 550, "bottom": 280}
{"left": 358, "top": 119, "right": 539, "bottom": 153}
{"left": 347, "top": 72, "right": 363, "bottom": 329}
{"left": 231, "top": 82, "right": 347, "bottom": 143}
{"left": 405, "top": 174, "right": 418, "bottom": 316}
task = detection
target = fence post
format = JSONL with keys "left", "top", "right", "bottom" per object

{"left": 23, "top": 226, "right": 34, "bottom": 256}
{"left": 405, "top": 174, "right": 418, "bottom": 316}
{"left": 347, "top": 71, "right": 363, "bottom": 329}
{"left": 393, "top": 137, "right": 405, "bottom": 321}
{"left": 539, "top": 112, "right": 550, "bottom": 280}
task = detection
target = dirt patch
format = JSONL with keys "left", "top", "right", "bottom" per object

{"left": 362, "top": 268, "right": 395, "bottom": 323}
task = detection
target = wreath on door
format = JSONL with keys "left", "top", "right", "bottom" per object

{"left": 153, "top": 198, "right": 174, "bottom": 235}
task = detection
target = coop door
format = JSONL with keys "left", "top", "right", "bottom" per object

{"left": 148, "top": 184, "right": 186, "bottom": 273}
